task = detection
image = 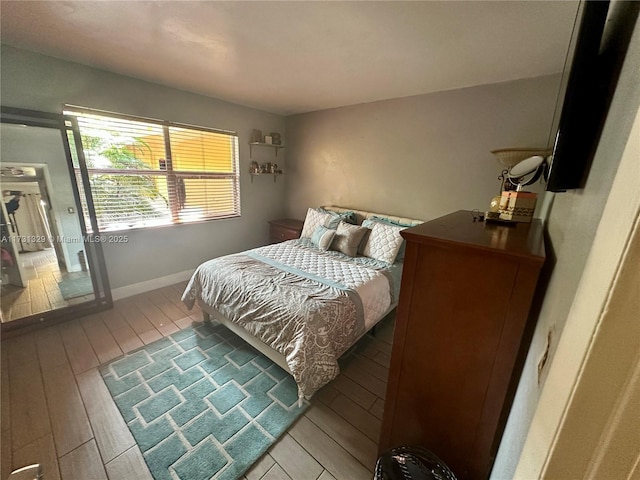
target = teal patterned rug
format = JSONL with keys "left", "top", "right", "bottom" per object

{"left": 100, "top": 321, "right": 307, "bottom": 480}
{"left": 58, "top": 276, "right": 93, "bottom": 299}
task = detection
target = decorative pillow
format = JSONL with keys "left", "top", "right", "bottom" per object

{"left": 367, "top": 216, "right": 417, "bottom": 261}
{"left": 331, "top": 221, "right": 368, "bottom": 257}
{"left": 369, "top": 215, "right": 416, "bottom": 228}
{"left": 320, "top": 208, "right": 357, "bottom": 227}
{"left": 361, "top": 220, "right": 406, "bottom": 264}
{"left": 300, "top": 208, "right": 332, "bottom": 238}
{"left": 301, "top": 208, "right": 356, "bottom": 238}
{"left": 311, "top": 225, "right": 336, "bottom": 251}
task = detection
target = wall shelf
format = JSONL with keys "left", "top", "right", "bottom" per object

{"left": 250, "top": 172, "right": 283, "bottom": 183}
{"left": 249, "top": 142, "right": 285, "bottom": 158}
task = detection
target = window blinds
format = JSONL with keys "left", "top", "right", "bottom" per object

{"left": 65, "top": 108, "right": 240, "bottom": 232}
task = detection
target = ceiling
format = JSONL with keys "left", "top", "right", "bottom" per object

{"left": 0, "top": 1, "right": 580, "bottom": 115}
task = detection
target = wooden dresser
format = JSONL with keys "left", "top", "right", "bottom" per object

{"left": 268, "top": 218, "right": 303, "bottom": 243}
{"left": 379, "top": 210, "right": 545, "bottom": 480}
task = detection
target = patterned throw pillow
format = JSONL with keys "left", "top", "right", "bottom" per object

{"left": 331, "top": 221, "right": 368, "bottom": 257}
{"left": 320, "top": 209, "right": 357, "bottom": 227}
{"left": 364, "top": 216, "right": 417, "bottom": 261}
{"left": 300, "top": 208, "right": 332, "bottom": 238}
{"left": 301, "top": 208, "right": 357, "bottom": 238}
{"left": 311, "top": 225, "right": 336, "bottom": 251}
{"left": 361, "top": 220, "right": 406, "bottom": 264}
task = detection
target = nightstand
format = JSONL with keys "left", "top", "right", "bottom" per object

{"left": 268, "top": 219, "right": 303, "bottom": 243}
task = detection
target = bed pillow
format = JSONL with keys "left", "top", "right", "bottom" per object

{"left": 311, "top": 225, "right": 336, "bottom": 251}
{"left": 331, "top": 221, "right": 368, "bottom": 257}
{"left": 367, "top": 215, "right": 416, "bottom": 261}
{"left": 361, "top": 220, "right": 406, "bottom": 264}
{"left": 320, "top": 208, "right": 357, "bottom": 227}
{"left": 301, "top": 208, "right": 357, "bottom": 238}
{"left": 300, "top": 208, "right": 331, "bottom": 238}
{"left": 369, "top": 215, "right": 416, "bottom": 228}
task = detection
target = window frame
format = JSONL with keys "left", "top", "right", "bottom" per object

{"left": 64, "top": 106, "right": 241, "bottom": 233}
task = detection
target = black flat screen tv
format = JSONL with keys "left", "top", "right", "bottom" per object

{"left": 546, "top": 0, "right": 610, "bottom": 192}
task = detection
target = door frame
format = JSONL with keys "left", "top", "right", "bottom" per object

{"left": 1, "top": 163, "right": 67, "bottom": 270}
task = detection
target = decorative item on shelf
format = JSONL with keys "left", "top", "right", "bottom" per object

{"left": 251, "top": 129, "right": 262, "bottom": 143}
{"left": 270, "top": 132, "right": 281, "bottom": 145}
{"left": 264, "top": 135, "right": 273, "bottom": 145}
{"left": 250, "top": 162, "right": 282, "bottom": 183}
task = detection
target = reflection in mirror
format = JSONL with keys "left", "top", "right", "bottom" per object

{"left": 1, "top": 123, "right": 95, "bottom": 323}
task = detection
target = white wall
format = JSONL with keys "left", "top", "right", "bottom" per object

{"left": 283, "top": 9, "right": 640, "bottom": 477}
{"left": 284, "top": 74, "right": 561, "bottom": 222}
{"left": 1, "top": 45, "right": 288, "bottom": 289}
{"left": 494, "top": 5, "right": 640, "bottom": 478}
{"left": 530, "top": 97, "right": 639, "bottom": 480}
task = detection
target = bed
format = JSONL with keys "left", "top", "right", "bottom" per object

{"left": 182, "top": 206, "right": 423, "bottom": 400}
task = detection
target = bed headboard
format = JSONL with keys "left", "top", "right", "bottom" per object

{"left": 322, "top": 205, "right": 424, "bottom": 226}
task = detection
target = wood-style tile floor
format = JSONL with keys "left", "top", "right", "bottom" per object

{"left": 1, "top": 282, "right": 393, "bottom": 480}
{"left": 1, "top": 249, "right": 93, "bottom": 323}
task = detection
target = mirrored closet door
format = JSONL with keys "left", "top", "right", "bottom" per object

{"left": 1, "top": 107, "right": 111, "bottom": 332}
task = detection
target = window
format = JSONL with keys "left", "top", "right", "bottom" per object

{"left": 65, "top": 108, "right": 240, "bottom": 232}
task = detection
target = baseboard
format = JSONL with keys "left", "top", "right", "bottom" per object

{"left": 111, "top": 269, "right": 194, "bottom": 301}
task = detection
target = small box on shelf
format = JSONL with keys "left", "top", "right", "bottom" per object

{"left": 250, "top": 129, "right": 262, "bottom": 143}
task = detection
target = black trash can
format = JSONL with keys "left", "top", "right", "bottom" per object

{"left": 375, "top": 446, "right": 457, "bottom": 480}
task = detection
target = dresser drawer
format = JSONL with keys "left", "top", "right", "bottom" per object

{"left": 268, "top": 219, "right": 303, "bottom": 244}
